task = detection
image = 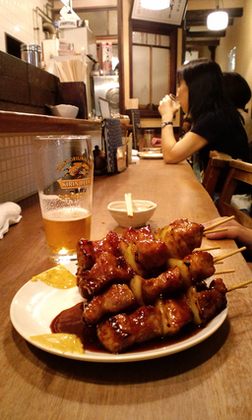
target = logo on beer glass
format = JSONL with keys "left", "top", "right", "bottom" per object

{"left": 57, "top": 156, "right": 92, "bottom": 190}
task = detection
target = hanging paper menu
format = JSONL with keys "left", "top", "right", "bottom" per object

{"left": 131, "top": 0, "right": 187, "bottom": 26}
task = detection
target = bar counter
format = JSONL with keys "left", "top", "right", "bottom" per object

{"left": 1, "top": 158, "right": 252, "bottom": 420}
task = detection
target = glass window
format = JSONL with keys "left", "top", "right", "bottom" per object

{"left": 132, "top": 32, "right": 170, "bottom": 108}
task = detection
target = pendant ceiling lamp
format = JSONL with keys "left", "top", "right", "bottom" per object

{"left": 207, "top": 1, "right": 229, "bottom": 31}
{"left": 141, "top": 0, "right": 170, "bottom": 11}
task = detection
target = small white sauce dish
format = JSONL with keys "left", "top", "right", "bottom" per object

{"left": 107, "top": 200, "right": 157, "bottom": 228}
{"left": 51, "top": 104, "right": 79, "bottom": 118}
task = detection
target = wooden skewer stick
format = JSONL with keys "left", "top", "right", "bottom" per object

{"left": 193, "top": 246, "right": 221, "bottom": 252}
{"left": 204, "top": 215, "right": 235, "bottom": 232}
{"left": 227, "top": 279, "right": 252, "bottom": 292}
{"left": 215, "top": 269, "right": 235, "bottom": 275}
{"left": 203, "top": 227, "right": 228, "bottom": 235}
{"left": 213, "top": 246, "right": 247, "bottom": 263}
{"left": 125, "top": 193, "right": 133, "bottom": 217}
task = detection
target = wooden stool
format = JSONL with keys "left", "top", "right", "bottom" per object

{"left": 217, "top": 159, "right": 252, "bottom": 228}
{"left": 202, "top": 150, "right": 232, "bottom": 198}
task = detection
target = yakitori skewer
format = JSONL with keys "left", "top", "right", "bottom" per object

{"left": 214, "top": 269, "right": 235, "bottom": 275}
{"left": 227, "top": 279, "right": 252, "bottom": 292}
{"left": 125, "top": 193, "right": 133, "bottom": 217}
{"left": 203, "top": 227, "right": 228, "bottom": 235}
{"left": 213, "top": 246, "right": 246, "bottom": 263}
{"left": 204, "top": 215, "right": 235, "bottom": 234}
{"left": 194, "top": 246, "right": 221, "bottom": 252}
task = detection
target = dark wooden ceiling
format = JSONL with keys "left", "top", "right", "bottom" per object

{"left": 185, "top": 8, "right": 243, "bottom": 50}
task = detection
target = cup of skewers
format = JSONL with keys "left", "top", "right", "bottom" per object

{"left": 108, "top": 197, "right": 157, "bottom": 228}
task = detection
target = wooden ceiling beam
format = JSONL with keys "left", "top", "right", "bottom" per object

{"left": 186, "top": 8, "right": 243, "bottom": 22}
{"left": 185, "top": 7, "right": 243, "bottom": 50}
{"left": 186, "top": 17, "right": 234, "bottom": 27}
{"left": 186, "top": 8, "right": 242, "bottom": 28}
{"left": 186, "top": 30, "right": 226, "bottom": 38}
{"left": 186, "top": 40, "right": 220, "bottom": 48}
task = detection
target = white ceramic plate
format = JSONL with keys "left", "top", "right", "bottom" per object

{"left": 139, "top": 151, "right": 163, "bottom": 159}
{"left": 10, "top": 262, "right": 227, "bottom": 363}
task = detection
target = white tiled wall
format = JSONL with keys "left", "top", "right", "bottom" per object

{"left": 0, "top": 0, "right": 104, "bottom": 203}
{"left": 0, "top": 136, "right": 37, "bottom": 203}
{"left": 0, "top": 0, "right": 50, "bottom": 52}
{"left": 0, "top": 0, "right": 51, "bottom": 203}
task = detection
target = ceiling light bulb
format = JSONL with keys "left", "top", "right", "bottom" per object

{"left": 207, "top": 10, "right": 228, "bottom": 31}
{"left": 141, "top": 0, "right": 170, "bottom": 10}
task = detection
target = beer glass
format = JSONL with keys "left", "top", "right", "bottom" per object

{"left": 34, "top": 135, "right": 93, "bottom": 263}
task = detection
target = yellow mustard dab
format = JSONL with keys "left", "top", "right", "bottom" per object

{"left": 30, "top": 265, "right": 77, "bottom": 289}
{"left": 30, "top": 333, "right": 84, "bottom": 354}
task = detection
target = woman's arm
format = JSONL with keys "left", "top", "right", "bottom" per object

{"left": 158, "top": 95, "right": 208, "bottom": 164}
{"left": 161, "top": 129, "right": 208, "bottom": 163}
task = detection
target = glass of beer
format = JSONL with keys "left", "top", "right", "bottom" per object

{"left": 34, "top": 135, "right": 93, "bottom": 263}
{"left": 169, "top": 94, "right": 180, "bottom": 111}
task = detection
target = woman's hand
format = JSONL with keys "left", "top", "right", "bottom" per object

{"left": 204, "top": 217, "right": 252, "bottom": 255}
{"left": 151, "top": 137, "right": 161, "bottom": 146}
{"left": 158, "top": 95, "right": 179, "bottom": 121}
{"left": 204, "top": 217, "right": 245, "bottom": 239}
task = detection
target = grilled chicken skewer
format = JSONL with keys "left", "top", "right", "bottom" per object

{"left": 81, "top": 253, "right": 217, "bottom": 326}
{"left": 77, "top": 219, "right": 205, "bottom": 277}
{"left": 79, "top": 250, "right": 215, "bottom": 309}
{"left": 96, "top": 279, "right": 226, "bottom": 353}
{"left": 97, "top": 305, "right": 163, "bottom": 353}
{"left": 129, "top": 266, "right": 183, "bottom": 306}
{"left": 73, "top": 219, "right": 246, "bottom": 354}
{"left": 167, "top": 251, "right": 215, "bottom": 289}
{"left": 129, "top": 251, "right": 216, "bottom": 306}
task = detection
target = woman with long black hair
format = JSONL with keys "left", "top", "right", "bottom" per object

{"left": 159, "top": 58, "right": 249, "bottom": 174}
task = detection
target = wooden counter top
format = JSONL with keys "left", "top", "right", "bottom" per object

{"left": 1, "top": 159, "right": 252, "bottom": 420}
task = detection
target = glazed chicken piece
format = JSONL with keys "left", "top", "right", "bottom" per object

{"left": 187, "top": 278, "right": 227, "bottom": 325}
{"left": 155, "top": 294, "right": 193, "bottom": 336}
{"left": 129, "top": 266, "right": 183, "bottom": 306}
{"left": 167, "top": 251, "right": 215, "bottom": 289}
{"left": 120, "top": 226, "right": 153, "bottom": 257}
{"left": 134, "top": 240, "right": 169, "bottom": 270}
{"left": 155, "top": 218, "right": 204, "bottom": 259}
{"left": 96, "top": 305, "right": 163, "bottom": 353}
{"left": 169, "top": 218, "right": 204, "bottom": 250}
{"left": 121, "top": 225, "right": 155, "bottom": 244}
{"left": 83, "top": 283, "right": 137, "bottom": 325}
{"left": 119, "top": 226, "right": 156, "bottom": 258}
{"left": 78, "top": 252, "right": 134, "bottom": 299}
{"left": 122, "top": 240, "right": 169, "bottom": 277}
{"left": 77, "top": 230, "right": 122, "bottom": 272}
